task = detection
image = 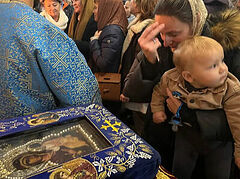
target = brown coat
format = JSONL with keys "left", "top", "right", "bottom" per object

{"left": 151, "top": 68, "right": 240, "bottom": 157}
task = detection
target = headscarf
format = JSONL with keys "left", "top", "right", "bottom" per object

{"left": 188, "top": 0, "right": 208, "bottom": 35}
{"left": 96, "top": 0, "right": 128, "bottom": 33}
{"left": 68, "top": 0, "right": 94, "bottom": 40}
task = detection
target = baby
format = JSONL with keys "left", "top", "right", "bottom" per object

{"left": 151, "top": 36, "right": 240, "bottom": 168}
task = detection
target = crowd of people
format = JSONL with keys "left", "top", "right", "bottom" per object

{"left": 1, "top": 0, "right": 240, "bottom": 178}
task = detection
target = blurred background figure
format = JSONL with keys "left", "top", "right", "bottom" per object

{"left": 119, "top": 0, "right": 159, "bottom": 137}
{"left": 203, "top": 0, "right": 235, "bottom": 13}
{"left": 235, "top": 0, "right": 240, "bottom": 8}
{"left": 89, "top": 0, "right": 128, "bottom": 118}
{"left": 62, "top": 0, "right": 74, "bottom": 34}
{"left": 120, "top": 0, "right": 158, "bottom": 85}
{"left": 33, "top": 0, "right": 44, "bottom": 12}
{"left": 124, "top": 0, "right": 135, "bottom": 24}
{"left": 62, "top": 0, "right": 74, "bottom": 20}
{"left": 89, "top": 0, "right": 128, "bottom": 73}
{"left": 40, "top": 0, "right": 69, "bottom": 32}
{"left": 68, "top": 0, "right": 97, "bottom": 61}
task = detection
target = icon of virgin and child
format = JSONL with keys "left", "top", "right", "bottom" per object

{"left": 11, "top": 133, "right": 94, "bottom": 171}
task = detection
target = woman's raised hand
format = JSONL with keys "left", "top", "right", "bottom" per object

{"left": 138, "top": 22, "right": 165, "bottom": 64}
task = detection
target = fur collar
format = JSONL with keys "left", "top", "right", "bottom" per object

{"left": 209, "top": 9, "right": 240, "bottom": 50}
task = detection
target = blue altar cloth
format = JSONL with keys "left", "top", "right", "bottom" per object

{"left": 0, "top": 104, "right": 161, "bottom": 179}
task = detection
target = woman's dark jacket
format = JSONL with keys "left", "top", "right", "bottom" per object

{"left": 74, "top": 14, "right": 97, "bottom": 61}
{"left": 89, "top": 24, "right": 125, "bottom": 73}
{"left": 120, "top": 32, "right": 142, "bottom": 89}
{"left": 63, "top": 4, "right": 74, "bottom": 34}
{"left": 63, "top": 4, "right": 74, "bottom": 21}
{"left": 203, "top": 0, "right": 230, "bottom": 14}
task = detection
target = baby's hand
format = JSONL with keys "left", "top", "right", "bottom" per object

{"left": 120, "top": 94, "right": 129, "bottom": 102}
{"left": 235, "top": 157, "right": 240, "bottom": 169}
{"left": 153, "top": 111, "right": 167, "bottom": 124}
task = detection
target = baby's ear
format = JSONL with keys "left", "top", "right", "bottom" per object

{"left": 182, "top": 70, "right": 193, "bottom": 83}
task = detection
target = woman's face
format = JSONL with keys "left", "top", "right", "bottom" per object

{"left": 124, "top": 1, "right": 131, "bottom": 18}
{"left": 93, "top": 2, "right": 99, "bottom": 22}
{"left": 72, "top": 0, "right": 83, "bottom": 14}
{"left": 155, "top": 15, "right": 192, "bottom": 51}
{"left": 24, "top": 155, "right": 43, "bottom": 165}
{"left": 44, "top": 0, "right": 61, "bottom": 20}
{"left": 130, "top": 0, "right": 139, "bottom": 16}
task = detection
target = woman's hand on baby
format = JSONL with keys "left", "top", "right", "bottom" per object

{"left": 166, "top": 88, "right": 182, "bottom": 115}
{"left": 138, "top": 22, "right": 164, "bottom": 64}
{"left": 153, "top": 111, "right": 167, "bottom": 123}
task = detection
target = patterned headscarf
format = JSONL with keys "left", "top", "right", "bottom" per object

{"left": 188, "top": 0, "right": 208, "bottom": 35}
{"left": 96, "top": 0, "right": 128, "bottom": 33}
{"left": 68, "top": 0, "right": 94, "bottom": 40}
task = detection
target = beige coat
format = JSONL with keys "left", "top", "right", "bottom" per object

{"left": 151, "top": 68, "right": 240, "bottom": 157}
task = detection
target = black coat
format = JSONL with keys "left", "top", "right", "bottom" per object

{"left": 63, "top": 4, "right": 74, "bottom": 34}
{"left": 74, "top": 15, "right": 97, "bottom": 61}
{"left": 120, "top": 32, "right": 142, "bottom": 89}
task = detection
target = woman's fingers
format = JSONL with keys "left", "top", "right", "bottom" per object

{"left": 166, "top": 88, "right": 181, "bottom": 114}
{"left": 138, "top": 23, "right": 165, "bottom": 63}
{"left": 120, "top": 94, "right": 129, "bottom": 102}
{"left": 139, "top": 22, "right": 164, "bottom": 42}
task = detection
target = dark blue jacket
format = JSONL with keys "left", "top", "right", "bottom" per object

{"left": 90, "top": 24, "right": 125, "bottom": 73}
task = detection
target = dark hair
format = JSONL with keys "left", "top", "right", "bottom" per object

{"left": 154, "top": 0, "right": 193, "bottom": 25}
{"left": 135, "top": 0, "right": 159, "bottom": 20}
{"left": 42, "top": 0, "right": 62, "bottom": 4}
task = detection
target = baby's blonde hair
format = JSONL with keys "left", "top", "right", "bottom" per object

{"left": 173, "top": 36, "right": 223, "bottom": 72}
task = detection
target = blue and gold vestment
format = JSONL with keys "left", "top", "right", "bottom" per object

{"left": 0, "top": 0, "right": 101, "bottom": 120}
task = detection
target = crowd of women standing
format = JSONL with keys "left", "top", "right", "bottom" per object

{"left": 28, "top": 0, "right": 240, "bottom": 178}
